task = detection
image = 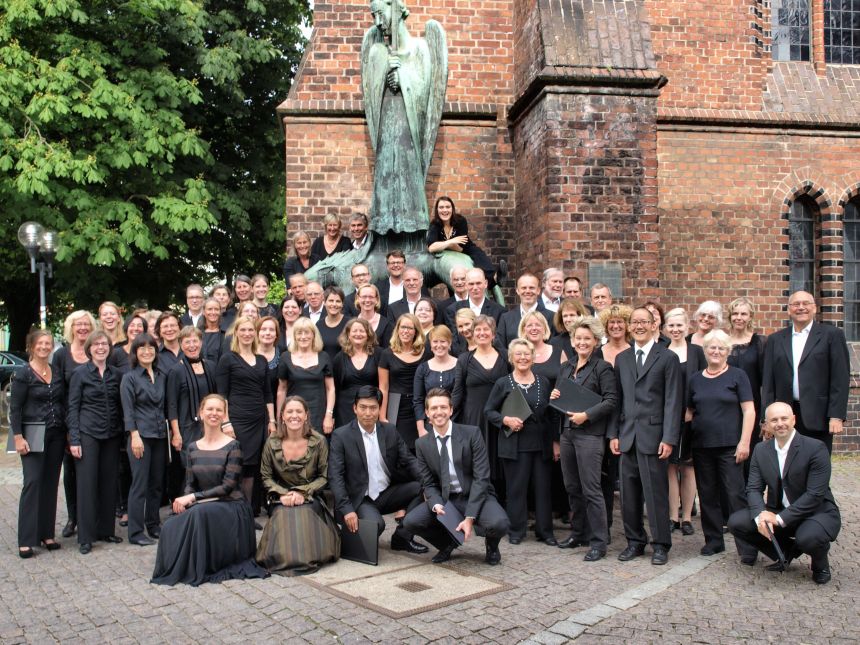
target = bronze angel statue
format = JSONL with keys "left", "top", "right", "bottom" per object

{"left": 361, "top": 0, "right": 448, "bottom": 237}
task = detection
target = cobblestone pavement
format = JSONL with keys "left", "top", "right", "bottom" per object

{"left": 1, "top": 445, "right": 857, "bottom": 644}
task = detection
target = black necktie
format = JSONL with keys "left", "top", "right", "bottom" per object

{"left": 439, "top": 435, "right": 451, "bottom": 501}
{"left": 636, "top": 349, "right": 644, "bottom": 376}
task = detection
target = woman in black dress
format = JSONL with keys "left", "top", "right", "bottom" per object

{"left": 251, "top": 274, "right": 278, "bottom": 318}
{"left": 452, "top": 307, "right": 477, "bottom": 355}
{"left": 426, "top": 196, "right": 500, "bottom": 288}
{"left": 11, "top": 329, "right": 65, "bottom": 557}
{"left": 283, "top": 230, "right": 317, "bottom": 283}
{"left": 277, "top": 318, "right": 335, "bottom": 436}
{"left": 413, "top": 325, "right": 457, "bottom": 435}
{"left": 310, "top": 213, "right": 351, "bottom": 262}
{"left": 356, "top": 284, "right": 393, "bottom": 348}
{"left": 452, "top": 315, "right": 509, "bottom": 490}
{"left": 53, "top": 309, "right": 97, "bottom": 539}
{"left": 686, "top": 329, "right": 756, "bottom": 560}
{"left": 67, "top": 330, "right": 124, "bottom": 554}
{"left": 215, "top": 316, "right": 275, "bottom": 505}
{"left": 257, "top": 316, "right": 282, "bottom": 400}
{"left": 210, "top": 284, "right": 235, "bottom": 333}
{"left": 379, "top": 314, "right": 425, "bottom": 450}
{"left": 550, "top": 298, "right": 590, "bottom": 356}
{"left": 316, "top": 286, "right": 348, "bottom": 359}
{"left": 121, "top": 333, "right": 168, "bottom": 546}
{"left": 167, "top": 326, "right": 217, "bottom": 460}
{"left": 152, "top": 394, "right": 269, "bottom": 586}
{"left": 331, "top": 318, "right": 379, "bottom": 428}
{"left": 485, "top": 338, "right": 556, "bottom": 546}
{"left": 664, "top": 307, "right": 706, "bottom": 536}
{"left": 726, "top": 296, "right": 765, "bottom": 475}
{"left": 201, "top": 297, "right": 225, "bottom": 364}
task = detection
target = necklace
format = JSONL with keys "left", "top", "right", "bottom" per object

{"left": 705, "top": 364, "right": 728, "bottom": 376}
{"left": 510, "top": 373, "right": 541, "bottom": 405}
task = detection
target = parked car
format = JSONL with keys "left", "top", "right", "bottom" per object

{"left": 0, "top": 351, "right": 27, "bottom": 387}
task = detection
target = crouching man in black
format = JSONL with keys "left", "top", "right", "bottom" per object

{"left": 728, "top": 402, "right": 841, "bottom": 584}
{"left": 328, "top": 386, "right": 428, "bottom": 554}
{"left": 403, "top": 388, "right": 510, "bottom": 565}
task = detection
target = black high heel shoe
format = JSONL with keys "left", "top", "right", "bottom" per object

{"left": 41, "top": 540, "right": 61, "bottom": 551}
{"left": 19, "top": 547, "right": 35, "bottom": 559}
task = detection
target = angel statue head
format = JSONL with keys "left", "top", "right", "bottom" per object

{"left": 370, "top": 0, "right": 409, "bottom": 38}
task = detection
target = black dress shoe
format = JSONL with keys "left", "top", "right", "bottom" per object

{"left": 148, "top": 527, "right": 161, "bottom": 539}
{"left": 62, "top": 521, "right": 76, "bottom": 538}
{"left": 539, "top": 536, "right": 558, "bottom": 547}
{"left": 41, "top": 540, "right": 61, "bottom": 551}
{"left": 812, "top": 568, "right": 831, "bottom": 585}
{"left": 391, "top": 536, "right": 429, "bottom": 554}
{"left": 100, "top": 535, "right": 123, "bottom": 544}
{"left": 129, "top": 536, "right": 156, "bottom": 546}
{"left": 431, "top": 544, "right": 456, "bottom": 563}
{"left": 651, "top": 547, "right": 669, "bottom": 565}
{"left": 558, "top": 537, "right": 588, "bottom": 549}
{"left": 79, "top": 543, "right": 92, "bottom": 555}
{"left": 740, "top": 554, "right": 757, "bottom": 566}
{"left": 618, "top": 544, "right": 646, "bottom": 561}
{"left": 700, "top": 543, "right": 725, "bottom": 556}
{"left": 485, "top": 540, "right": 501, "bottom": 565}
{"left": 19, "top": 547, "right": 35, "bottom": 559}
{"left": 508, "top": 536, "right": 522, "bottom": 545}
{"left": 583, "top": 548, "right": 606, "bottom": 562}
{"left": 670, "top": 520, "right": 681, "bottom": 533}
{"left": 681, "top": 521, "right": 695, "bottom": 536}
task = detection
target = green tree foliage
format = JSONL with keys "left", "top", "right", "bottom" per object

{"left": 0, "top": 0, "right": 309, "bottom": 346}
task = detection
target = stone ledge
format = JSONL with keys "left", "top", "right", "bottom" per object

{"left": 277, "top": 99, "right": 500, "bottom": 119}
{"left": 659, "top": 107, "right": 860, "bottom": 130}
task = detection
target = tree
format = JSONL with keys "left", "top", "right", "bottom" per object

{"left": 0, "top": 0, "right": 309, "bottom": 347}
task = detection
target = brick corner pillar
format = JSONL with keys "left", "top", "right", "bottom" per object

{"left": 509, "top": 0, "right": 666, "bottom": 302}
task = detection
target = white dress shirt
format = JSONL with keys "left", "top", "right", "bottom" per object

{"left": 791, "top": 321, "right": 813, "bottom": 400}
{"left": 308, "top": 306, "right": 324, "bottom": 325}
{"left": 633, "top": 338, "right": 656, "bottom": 366}
{"left": 541, "top": 293, "right": 560, "bottom": 312}
{"left": 434, "top": 422, "right": 462, "bottom": 494}
{"left": 775, "top": 430, "right": 796, "bottom": 514}
{"left": 387, "top": 280, "right": 404, "bottom": 305}
{"left": 469, "top": 298, "right": 486, "bottom": 317}
{"left": 360, "top": 424, "right": 390, "bottom": 500}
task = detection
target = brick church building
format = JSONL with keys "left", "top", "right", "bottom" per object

{"left": 277, "top": 0, "right": 860, "bottom": 451}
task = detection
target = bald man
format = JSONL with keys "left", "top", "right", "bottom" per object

{"left": 446, "top": 268, "right": 505, "bottom": 328}
{"left": 761, "top": 291, "right": 849, "bottom": 454}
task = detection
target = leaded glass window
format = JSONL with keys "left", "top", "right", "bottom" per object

{"left": 844, "top": 200, "right": 860, "bottom": 340}
{"left": 825, "top": 0, "right": 860, "bottom": 64}
{"left": 789, "top": 199, "right": 816, "bottom": 295}
{"left": 772, "top": 0, "right": 812, "bottom": 61}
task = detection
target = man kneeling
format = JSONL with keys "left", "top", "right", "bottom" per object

{"left": 727, "top": 402, "right": 841, "bottom": 584}
{"left": 403, "top": 388, "right": 510, "bottom": 564}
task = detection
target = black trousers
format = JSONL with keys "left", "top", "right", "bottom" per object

{"left": 337, "top": 481, "right": 422, "bottom": 542}
{"left": 601, "top": 446, "right": 618, "bottom": 530}
{"left": 792, "top": 400, "right": 833, "bottom": 454}
{"left": 403, "top": 492, "right": 510, "bottom": 551}
{"left": 75, "top": 433, "right": 121, "bottom": 544}
{"left": 560, "top": 431, "right": 608, "bottom": 549}
{"left": 62, "top": 451, "right": 77, "bottom": 523}
{"left": 502, "top": 450, "right": 553, "bottom": 540}
{"left": 728, "top": 508, "right": 838, "bottom": 569}
{"left": 620, "top": 441, "right": 671, "bottom": 549}
{"left": 127, "top": 436, "right": 167, "bottom": 541}
{"left": 18, "top": 428, "right": 66, "bottom": 547}
{"left": 692, "top": 446, "right": 755, "bottom": 556}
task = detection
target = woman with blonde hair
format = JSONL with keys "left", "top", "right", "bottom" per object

{"left": 379, "top": 313, "right": 425, "bottom": 450}
{"left": 311, "top": 213, "right": 351, "bottom": 261}
{"left": 551, "top": 298, "right": 590, "bottom": 357}
{"left": 283, "top": 230, "right": 317, "bottom": 282}
{"left": 98, "top": 301, "right": 125, "bottom": 345}
{"left": 688, "top": 300, "right": 723, "bottom": 346}
{"left": 597, "top": 304, "right": 634, "bottom": 366}
{"left": 356, "top": 283, "right": 393, "bottom": 348}
{"left": 726, "top": 296, "right": 765, "bottom": 469}
{"left": 331, "top": 318, "right": 380, "bottom": 427}
{"left": 413, "top": 325, "right": 457, "bottom": 435}
{"left": 452, "top": 307, "right": 478, "bottom": 354}
{"left": 276, "top": 317, "right": 335, "bottom": 436}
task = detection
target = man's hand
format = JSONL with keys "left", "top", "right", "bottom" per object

{"left": 432, "top": 504, "right": 445, "bottom": 515}
{"left": 455, "top": 516, "right": 474, "bottom": 541}
{"left": 343, "top": 511, "right": 359, "bottom": 533}
{"left": 657, "top": 442, "right": 672, "bottom": 460}
{"left": 829, "top": 418, "right": 844, "bottom": 435}
{"left": 609, "top": 438, "right": 620, "bottom": 455}
{"left": 756, "top": 510, "right": 779, "bottom": 540}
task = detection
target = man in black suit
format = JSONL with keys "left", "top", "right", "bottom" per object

{"left": 496, "top": 272, "right": 553, "bottom": 348}
{"left": 375, "top": 250, "right": 429, "bottom": 317}
{"left": 437, "top": 265, "right": 469, "bottom": 320}
{"left": 539, "top": 268, "right": 564, "bottom": 312}
{"left": 608, "top": 307, "right": 682, "bottom": 565}
{"left": 300, "top": 281, "right": 325, "bottom": 324}
{"left": 179, "top": 284, "right": 205, "bottom": 328}
{"left": 328, "top": 386, "right": 428, "bottom": 554}
{"left": 728, "top": 402, "right": 841, "bottom": 584}
{"left": 761, "top": 290, "right": 850, "bottom": 454}
{"left": 403, "top": 388, "right": 510, "bottom": 564}
{"left": 445, "top": 268, "right": 506, "bottom": 328}
{"left": 387, "top": 267, "right": 430, "bottom": 321}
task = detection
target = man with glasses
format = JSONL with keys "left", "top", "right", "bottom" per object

{"left": 180, "top": 284, "right": 205, "bottom": 328}
{"left": 344, "top": 264, "right": 373, "bottom": 317}
{"left": 762, "top": 291, "right": 849, "bottom": 454}
{"left": 608, "top": 307, "right": 682, "bottom": 565}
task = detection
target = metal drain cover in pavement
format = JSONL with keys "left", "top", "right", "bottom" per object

{"left": 397, "top": 581, "right": 431, "bottom": 593}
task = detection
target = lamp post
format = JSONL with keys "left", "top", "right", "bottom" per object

{"left": 17, "top": 222, "right": 58, "bottom": 330}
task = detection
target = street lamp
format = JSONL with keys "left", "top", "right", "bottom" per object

{"left": 17, "top": 221, "right": 58, "bottom": 329}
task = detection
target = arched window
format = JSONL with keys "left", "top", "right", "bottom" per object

{"left": 772, "top": 0, "right": 812, "bottom": 61}
{"left": 788, "top": 197, "right": 816, "bottom": 295}
{"left": 844, "top": 198, "right": 860, "bottom": 340}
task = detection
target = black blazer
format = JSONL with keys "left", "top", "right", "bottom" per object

{"left": 414, "top": 423, "right": 494, "bottom": 519}
{"left": 328, "top": 420, "right": 421, "bottom": 517}
{"left": 495, "top": 303, "right": 554, "bottom": 349}
{"left": 746, "top": 433, "right": 840, "bottom": 539}
{"left": 761, "top": 321, "right": 850, "bottom": 432}
{"left": 608, "top": 342, "right": 683, "bottom": 454}
{"left": 555, "top": 355, "right": 618, "bottom": 437}
{"left": 375, "top": 278, "right": 430, "bottom": 318}
{"left": 484, "top": 374, "right": 554, "bottom": 459}
{"left": 446, "top": 298, "right": 506, "bottom": 329}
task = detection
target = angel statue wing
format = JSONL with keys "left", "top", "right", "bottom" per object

{"left": 421, "top": 19, "right": 447, "bottom": 179}
{"left": 361, "top": 26, "right": 388, "bottom": 154}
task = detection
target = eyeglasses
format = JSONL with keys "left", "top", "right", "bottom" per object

{"left": 90, "top": 341, "right": 110, "bottom": 348}
{"left": 789, "top": 301, "right": 815, "bottom": 308}
{"left": 352, "top": 272, "right": 370, "bottom": 278}
{"left": 629, "top": 320, "right": 653, "bottom": 327}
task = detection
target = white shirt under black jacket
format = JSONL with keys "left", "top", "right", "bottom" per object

{"left": 791, "top": 321, "right": 813, "bottom": 401}
{"left": 360, "top": 423, "right": 389, "bottom": 500}
{"left": 433, "top": 422, "right": 462, "bottom": 495}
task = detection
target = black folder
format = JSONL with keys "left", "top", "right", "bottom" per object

{"left": 436, "top": 500, "right": 466, "bottom": 545}
{"left": 6, "top": 422, "right": 46, "bottom": 454}
{"left": 500, "top": 387, "right": 532, "bottom": 437}
{"left": 386, "top": 392, "right": 401, "bottom": 426}
{"left": 340, "top": 519, "right": 379, "bottom": 565}
{"left": 549, "top": 378, "right": 603, "bottom": 415}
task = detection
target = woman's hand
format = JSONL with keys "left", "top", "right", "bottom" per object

{"left": 549, "top": 388, "right": 561, "bottom": 400}
{"left": 503, "top": 416, "right": 523, "bottom": 432}
{"left": 449, "top": 235, "right": 469, "bottom": 247}
{"left": 171, "top": 432, "right": 183, "bottom": 452}
{"left": 734, "top": 440, "right": 750, "bottom": 463}
{"left": 267, "top": 420, "right": 277, "bottom": 435}
{"left": 130, "top": 431, "right": 144, "bottom": 459}
{"left": 280, "top": 491, "right": 304, "bottom": 507}
{"left": 568, "top": 411, "right": 588, "bottom": 426}
{"left": 172, "top": 494, "right": 195, "bottom": 514}
{"left": 552, "top": 441, "right": 561, "bottom": 462}
{"left": 14, "top": 435, "right": 30, "bottom": 456}
{"left": 323, "top": 414, "right": 334, "bottom": 435}
{"left": 222, "top": 421, "right": 236, "bottom": 439}
{"left": 70, "top": 445, "right": 82, "bottom": 459}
